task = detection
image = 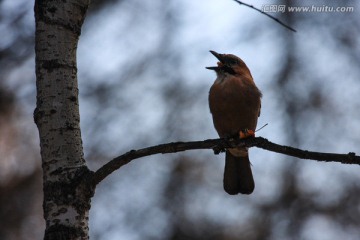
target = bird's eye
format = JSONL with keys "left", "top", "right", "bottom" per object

{"left": 229, "top": 59, "right": 237, "bottom": 65}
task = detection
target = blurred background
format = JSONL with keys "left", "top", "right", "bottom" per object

{"left": 1, "top": 0, "right": 360, "bottom": 239}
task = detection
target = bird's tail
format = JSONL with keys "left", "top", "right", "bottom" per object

{"left": 223, "top": 150, "right": 255, "bottom": 195}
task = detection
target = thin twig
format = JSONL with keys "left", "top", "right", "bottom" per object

{"left": 256, "top": 123, "right": 268, "bottom": 132}
{"left": 233, "top": 0, "right": 297, "bottom": 32}
{"left": 92, "top": 137, "right": 359, "bottom": 186}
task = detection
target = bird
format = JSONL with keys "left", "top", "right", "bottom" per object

{"left": 207, "top": 50, "right": 262, "bottom": 195}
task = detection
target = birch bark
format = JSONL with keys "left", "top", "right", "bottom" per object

{"left": 34, "top": 1, "right": 92, "bottom": 239}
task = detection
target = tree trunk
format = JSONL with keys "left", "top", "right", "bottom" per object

{"left": 34, "top": 0, "right": 93, "bottom": 239}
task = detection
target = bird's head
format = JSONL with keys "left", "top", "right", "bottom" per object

{"left": 206, "top": 50, "right": 251, "bottom": 76}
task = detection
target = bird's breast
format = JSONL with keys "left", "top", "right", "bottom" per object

{"left": 209, "top": 75, "right": 261, "bottom": 137}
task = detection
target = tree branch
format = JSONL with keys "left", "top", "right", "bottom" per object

{"left": 233, "top": 0, "right": 297, "bottom": 32}
{"left": 92, "top": 137, "right": 359, "bottom": 186}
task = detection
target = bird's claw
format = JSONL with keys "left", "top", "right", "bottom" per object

{"left": 239, "top": 129, "right": 255, "bottom": 139}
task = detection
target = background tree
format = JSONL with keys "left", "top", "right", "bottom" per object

{"left": 1, "top": 0, "right": 360, "bottom": 239}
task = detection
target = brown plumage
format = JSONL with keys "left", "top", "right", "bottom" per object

{"left": 207, "top": 51, "right": 262, "bottom": 195}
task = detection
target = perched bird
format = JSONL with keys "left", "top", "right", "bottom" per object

{"left": 207, "top": 50, "right": 262, "bottom": 195}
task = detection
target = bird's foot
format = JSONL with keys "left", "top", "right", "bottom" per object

{"left": 239, "top": 129, "right": 255, "bottom": 139}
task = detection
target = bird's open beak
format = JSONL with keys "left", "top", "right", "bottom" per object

{"left": 209, "top": 50, "right": 224, "bottom": 62}
{"left": 206, "top": 50, "right": 224, "bottom": 70}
